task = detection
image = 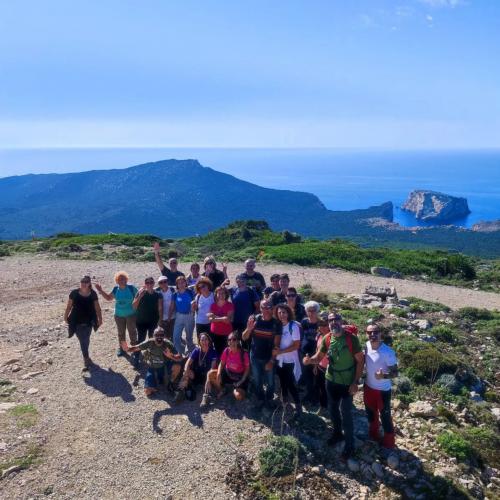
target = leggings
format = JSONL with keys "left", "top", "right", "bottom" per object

{"left": 137, "top": 321, "right": 158, "bottom": 344}
{"left": 75, "top": 324, "right": 92, "bottom": 359}
{"left": 276, "top": 363, "right": 300, "bottom": 407}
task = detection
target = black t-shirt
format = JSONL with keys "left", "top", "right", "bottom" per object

{"left": 301, "top": 318, "right": 319, "bottom": 356}
{"left": 160, "top": 266, "right": 185, "bottom": 287}
{"left": 270, "top": 290, "right": 286, "bottom": 307}
{"left": 241, "top": 271, "right": 266, "bottom": 292}
{"left": 203, "top": 269, "right": 225, "bottom": 288}
{"left": 250, "top": 315, "right": 281, "bottom": 361}
{"left": 69, "top": 289, "right": 98, "bottom": 325}
{"left": 294, "top": 303, "right": 306, "bottom": 323}
{"left": 136, "top": 291, "right": 162, "bottom": 324}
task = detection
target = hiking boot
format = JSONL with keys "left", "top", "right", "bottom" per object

{"left": 174, "top": 390, "right": 185, "bottom": 404}
{"left": 117, "top": 347, "right": 126, "bottom": 357}
{"left": 200, "top": 393, "right": 211, "bottom": 409}
{"left": 327, "top": 433, "right": 345, "bottom": 446}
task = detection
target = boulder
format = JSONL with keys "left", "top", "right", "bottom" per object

{"left": 410, "top": 319, "right": 432, "bottom": 330}
{"left": 364, "top": 285, "right": 397, "bottom": 300}
{"left": 370, "top": 266, "right": 403, "bottom": 279}
{"left": 402, "top": 190, "right": 470, "bottom": 223}
{"left": 409, "top": 401, "right": 437, "bottom": 418}
{"left": 0, "top": 402, "right": 17, "bottom": 413}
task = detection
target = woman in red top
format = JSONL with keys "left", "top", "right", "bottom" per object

{"left": 207, "top": 286, "right": 234, "bottom": 357}
{"left": 208, "top": 333, "right": 250, "bottom": 402}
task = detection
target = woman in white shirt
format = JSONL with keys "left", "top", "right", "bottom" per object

{"left": 192, "top": 277, "right": 215, "bottom": 343}
{"left": 272, "top": 303, "right": 302, "bottom": 419}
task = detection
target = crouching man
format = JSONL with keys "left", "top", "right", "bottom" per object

{"left": 364, "top": 324, "right": 398, "bottom": 449}
{"left": 127, "top": 327, "right": 182, "bottom": 397}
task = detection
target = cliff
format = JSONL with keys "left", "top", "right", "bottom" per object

{"left": 402, "top": 190, "right": 470, "bottom": 223}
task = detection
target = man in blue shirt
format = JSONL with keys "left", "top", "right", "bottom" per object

{"left": 230, "top": 274, "right": 260, "bottom": 338}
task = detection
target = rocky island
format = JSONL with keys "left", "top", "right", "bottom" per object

{"left": 402, "top": 190, "right": 470, "bottom": 224}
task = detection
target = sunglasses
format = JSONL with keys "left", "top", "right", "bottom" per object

{"left": 286, "top": 294, "right": 296, "bottom": 298}
{"left": 261, "top": 305, "right": 272, "bottom": 310}
{"left": 228, "top": 338, "right": 237, "bottom": 343}
{"left": 145, "top": 281, "right": 154, "bottom": 285}
{"left": 199, "top": 284, "right": 207, "bottom": 289}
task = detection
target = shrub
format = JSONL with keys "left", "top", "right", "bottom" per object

{"left": 393, "top": 376, "right": 412, "bottom": 395}
{"left": 436, "top": 374, "right": 463, "bottom": 395}
{"left": 431, "top": 325, "right": 459, "bottom": 344}
{"left": 406, "top": 297, "right": 451, "bottom": 313}
{"left": 0, "top": 246, "right": 10, "bottom": 257}
{"left": 436, "top": 405, "right": 459, "bottom": 425}
{"left": 437, "top": 431, "right": 473, "bottom": 461}
{"left": 457, "top": 307, "right": 493, "bottom": 322}
{"left": 258, "top": 436, "right": 300, "bottom": 477}
{"left": 463, "top": 427, "right": 500, "bottom": 468}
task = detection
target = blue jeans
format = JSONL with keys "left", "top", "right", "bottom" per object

{"left": 250, "top": 355, "right": 275, "bottom": 401}
{"left": 75, "top": 324, "right": 92, "bottom": 359}
{"left": 173, "top": 312, "right": 195, "bottom": 355}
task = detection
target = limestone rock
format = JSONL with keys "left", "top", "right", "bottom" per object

{"left": 410, "top": 319, "right": 432, "bottom": 330}
{"left": 402, "top": 190, "right": 470, "bottom": 223}
{"left": 370, "top": 266, "right": 402, "bottom": 279}
{"left": 364, "top": 285, "right": 397, "bottom": 300}
{"left": 409, "top": 401, "right": 437, "bottom": 418}
{"left": 0, "top": 402, "right": 18, "bottom": 413}
{"left": 472, "top": 219, "right": 500, "bottom": 232}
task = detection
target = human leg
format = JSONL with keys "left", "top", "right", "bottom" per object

{"left": 264, "top": 361, "right": 276, "bottom": 402}
{"left": 380, "top": 389, "right": 395, "bottom": 448}
{"left": 75, "top": 324, "right": 92, "bottom": 362}
{"left": 114, "top": 316, "right": 127, "bottom": 355}
{"left": 185, "top": 313, "right": 195, "bottom": 352}
{"left": 173, "top": 317, "right": 185, "bottom": 355}
{"left": 317, "top": 368, "right": 328, "bottom": 408}
{"left": 303, "top": 364, "right": 317, "bottom": 404}
{"left": 339, "top": 387, "right": 354, "bottom": 454}
{"left": 326, "top": 380, "right": 344, "bottom": 440}
{"left": 250, "top": 355, "right": 265, "bottom": 402}
{"left": 125, "top": 315, "right": 138, "bottom": 345}
{"left": 283, "top": 363, "right": 301, "bottom": 413}
{"left": 363, "top": 385, "right": 382, "bottom": 442}
{"left": 136, "top": 323, "right": 148, "bottom": 344}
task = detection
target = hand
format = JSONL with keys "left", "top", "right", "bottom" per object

{"left": 272, "top": 347, "right": 280, "bottom": 358}
{"left": 222, "top": 262, "right": 228, "bottom": 274}
{"left": 303, "top": 354, "right": 311, "bottom": 366}
{"left": 139, "top": 287, "right": 146, "bottom": 296}
{"left": 222, "top": 279, "right": 230, "bottom": 286}
{"left": 191, "top": 301, "right": 198, "bottom": 312}
{"left": 94, "top": 282, "right": 103, "bottom": 292}
{"left": 97, "top": 318, "right": 103, "bottom": 327}
{"left": 246, "top": 315, "right": 256, "bottom": 331}
{"left": 375, "top": 368, "right": 385, "bottom": 380}
{"left": 207, "top": 313, "right": 214, "bottom": 321}
{"left": 348, "top": 383, "right": 358, "bottom": 395}
{"left": 173, "top": 354, "right": 182, "bottom": 361}
{"left": 121, "top": 341, "right": 130, "bottom": 351}
{"left": 264, "top": 361, "right": 274, "bottom": 371}
{"left": 153, "top": 242, "right": 160, "bottom": 253}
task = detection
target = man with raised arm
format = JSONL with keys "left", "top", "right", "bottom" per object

{"left": 153, "top": 242, "right": 185, "bottom": 286}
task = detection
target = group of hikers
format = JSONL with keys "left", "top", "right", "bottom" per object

{"left": 64, "top": 246, "right": 398, "bottom": 459}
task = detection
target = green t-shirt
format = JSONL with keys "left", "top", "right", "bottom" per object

{"left": 136, "top": 291, "right": 162, "bottom": 324}
{"left": 320, "top": 333, "right": 361, "bottom": 386}
{"left": 138, "top": 339, "right": 175, "bottom": 368}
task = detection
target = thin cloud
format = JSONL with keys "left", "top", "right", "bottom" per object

{"left": 418, "top": 0, "right": 466, "bottom": 7}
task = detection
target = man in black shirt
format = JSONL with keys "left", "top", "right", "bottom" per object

{"left": 243, "top": 299, "right": 281, "bottom": 409}
{"left": 153, "top": 242, "right": 185, "bottom": 286}
{"left": 241, "top": 259, "right": 266, "bottom": 298}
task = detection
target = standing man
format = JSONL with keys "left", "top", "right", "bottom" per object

{"left": 156, "top": 276, "right": 175, "bottom": 340}
{"left": 241, "top": 259, "right": 266, "bottom": 298}
{"left": 364, "top": 324, "right": 398, "bottom": 449}
{"left": 242, "top": 299, "right": 281, "bottom": 410}
{"left": 230, "top": 274, "right": 260, "bottom": 337}
{"left": 153, "top": 242, "right": 185, "bottom": 286}
{"left": 303, "top": 313, "right": 364, "bottom": 459}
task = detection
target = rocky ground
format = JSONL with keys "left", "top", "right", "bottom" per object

{"left": 0, "top": 256, "right": 498, "bottom": 499}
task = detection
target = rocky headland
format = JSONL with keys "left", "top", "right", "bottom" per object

{"left": 472, "top": 220, "right": 500, "bottom": 233}
{"left": 402, "top": 190, "right": 471, "bottom": 224}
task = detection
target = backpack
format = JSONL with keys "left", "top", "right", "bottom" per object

{"left": 325, "top": 324, "right": 359, "bottom": 373}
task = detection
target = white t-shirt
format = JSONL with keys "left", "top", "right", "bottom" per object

{"left": 195, "top": 293, "right": 214, "bottom": 325}
{"left": 277, "top": 321, "right": 302, "bottom": 381}
{"left": 365, "top": 341, "right": 398, "bottom": 391}
{"left": 158, "top": 288, "right": 173, "bottom": 320}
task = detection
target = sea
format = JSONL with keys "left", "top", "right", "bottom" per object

{"left": 0, "top": 148, "right": 499, "bottom": 228}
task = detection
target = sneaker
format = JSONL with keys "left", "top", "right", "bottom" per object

{"left": 117, "top": 348, "right": 125, "bottom": 357}
{"left": 174, "top": 390, "right": 185, "bottom": 404}
{"left": 200, "top": 393, "right": 210, "bottom": 409}
{"left": 327, "top": 433, "right": 345, "bottom": 446}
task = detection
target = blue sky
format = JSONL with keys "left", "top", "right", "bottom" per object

{"left": 0, "top": 0, "right": 499, "bottom": 148}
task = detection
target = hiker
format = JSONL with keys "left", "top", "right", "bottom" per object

{"left": 301, "top": 301, "right": 321, "bottom": 405}
{"left": 263, "top": 273, "right": 280, "bottom": 298}
{"left": 157, "top": 275, "right": 175, "bottom": 340}
{"left": 202, "top": 256, "right": 228, "bottom": 289}
{"left": 273, "top": 303, "right": 302, "bottom": 419}
{"left": 242, "top": 299, "right": 281, "bottom": 410}
{"left": 175, "top": 332, "right": 218, "bottom": 407}
{"left": 364, "top": 324, "right": 398, "bottom": 449}
{"left": 314, "top": 312, "right": 331, "bottom": 411}
{"left": 133, "top": 277, "right": 163, "bottom": 344}
{"left": 127, "top": 327, "right": 182, "bottom": 397}
{"left": 229, "top": 274, "right": 260, "bottom": 337}
{"left": 270, "top": 273, "right": 290, "bottom": 308}
{"left": 95, "top": 271, "right": 138, "bottom": 357}
{"left": 286, "top": 287, "right": 305, "bottom": 322}
{"left": 209, "top": 333, "right": 250, "bottom": 401}
{"left": 240, "top": 258, "right": 266, "bottom": 297}
{"left": 169, "top": 275, "right": 195, "bottom": 355}
{"left": 207, "top": 286, "right": 234, "bottom": 357}
{"left": 186, "top": 262, "right": 201, "bottom": 287}
{"left": 192, "top": 277, "right": 214, "bottom": 341}
{"left": 303, "top": 313, "right": 364, "bottom": 459}
{"left": 64, "top": 275, "right": 102, "bottom": 371}
{"left": 153, "top": 242, "right": 185, "bottom": 286}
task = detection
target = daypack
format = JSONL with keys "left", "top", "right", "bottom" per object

{"left": 325, "top": 324, "right": 359, "bottom": 373}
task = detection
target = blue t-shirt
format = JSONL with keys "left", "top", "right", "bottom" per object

{"left": 189, "top": 346, "right": 218, "bottom": 375}
{"left": 230, "top": 287, "right": 259, "bottom": 325}
{"left": 112, "top": 285, "right": 137, "bottom": 317}
{"left": 173, "top": 289, "right": 194, "bottom": 314}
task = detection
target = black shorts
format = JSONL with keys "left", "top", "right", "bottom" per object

{"left": 222, "top": 370, "right": 249, "bottom": 391}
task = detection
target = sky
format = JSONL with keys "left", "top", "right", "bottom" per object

{"left": 0, "top": 0, "right": 499, "bottom": 149}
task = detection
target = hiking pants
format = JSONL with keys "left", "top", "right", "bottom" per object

{"left": 75, "top": 323, "right": 92, "bottom": 359}
{"left": 326, "top": 381, "right": 354, "bottom": 453}
{"left": 363, "top": 385, "right": 395, "bottom": 448}
{"left": 137, "top": 321, "right": 158, "bottom": 344}
{"left": 114, "top": 315, "right": 138, "bottom": 346}
{"left": 316, "top": 367, "right": 328, "bottom": 408}
{"left": 277, "top": 363, "right": 300, "bottom": 407}
{"left": 250, "top": 354, "right": 275, "bottom": 401}
{"left": 302, "top": 364, "right": 318, "bottom": 404}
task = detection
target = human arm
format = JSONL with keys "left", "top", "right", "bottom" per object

{"left": 94, "top": 298, "right": 103, "bottom": 327}
{"left": 164, "top": 347, "right": 182, "bottom": 362}
{"left": 94, "top": 283, "right": 115, "bottom": 302}
{"left": 234, "top": 358, "right": 250, "bottom": 388}
{"left": 63, "top": 299, "right": 73, "bottom": 324}
{"left": 158, "top": 295, "right": 163, "bottom": 321}
{"left": 349, "top": 351, "right": 365, "bottom": 395}
{"left": 132, "top": 288, "right": 146, "bottom": 309}
{"left": 242, "top": 315, "right": 256, "bottom": 341}
{"left": 168, "top": 299, "right": 175, "bottom": 320}
{"left": 375, "top": 364, "right": 398, "bottom": 380}
{"left": 153, "top": 242, "right": 165, "bottom": 271}
{"left": 273, "top": 339, "right": 300, "bottom": 358}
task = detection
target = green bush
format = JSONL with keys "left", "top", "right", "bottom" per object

{"left": 437, "top": 431, "right": 473, "bottom": 461}
{"left": 406, "top": 297, "right": 451, "bottom": 313}
{"left": 457, "top": 307, "right": 493, "bottom": 321}
{"left": 431, "top": 325, "right": 459, "bottom": 344}
{"left": 0, "top": 246, "right": 10, "bottom": 257}
{"left": 463, "top": 427, "right": 500, "bottom": 468}
{"left": 436, "top": 405, "right": 459, "bottom": 425}
{"left": 258, "top": 436, "right": 300, "bottom": 477}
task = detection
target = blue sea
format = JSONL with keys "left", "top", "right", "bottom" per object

{"left": 0, "top": 148, "right": 499, "bottom": 228}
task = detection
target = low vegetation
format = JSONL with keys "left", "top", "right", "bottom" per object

{"left": 2, "top": 220, "right": 498, "bottom": 290}
{"left": 258, "top": 435, "right": 301, "bottom": 478}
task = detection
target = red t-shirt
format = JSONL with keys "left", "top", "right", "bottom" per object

{"left": 210, "top": 301, "right": 234, "bottom": 336}
{"left": 221, "top": 348, "right": 250, "bottom": 374}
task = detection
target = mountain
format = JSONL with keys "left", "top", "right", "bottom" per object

{"left": 402, "top": 190, "right": 470, "bottom": 223}
{"left": 0, "top": 159, "right": 499, "bottom": 257}
{"left": 0, "top": 159, "right": 391, "bottom": 239}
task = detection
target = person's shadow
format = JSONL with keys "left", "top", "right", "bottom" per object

{"left": 83, "top": 364, "right": 136, "bottom": 402}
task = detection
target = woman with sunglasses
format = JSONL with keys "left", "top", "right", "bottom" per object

{"left": 209, "top": 334, "right": 250, "bottom": 402}
{"left": 272, "top": 303, "right": 302, "bottom": 420}
{"left": 95, "top": 271, "right": 138, "bottom": 357}
{"left": 207, "top": 286, "right": 234, "bottom": 357}
{"left": 64, "top": 275, "right": 102, "bottom": 371}
{"left": 192, "top": 277, "right": 214, "bottom": 342}
{"left": 169, "top": 275, "right": 195, "bottom": 355}
{"left": 286, "top": 287, "right": 305, "bottom": 322}
{"left": 175, "top": 333, "right": 218, "bottom": 407}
